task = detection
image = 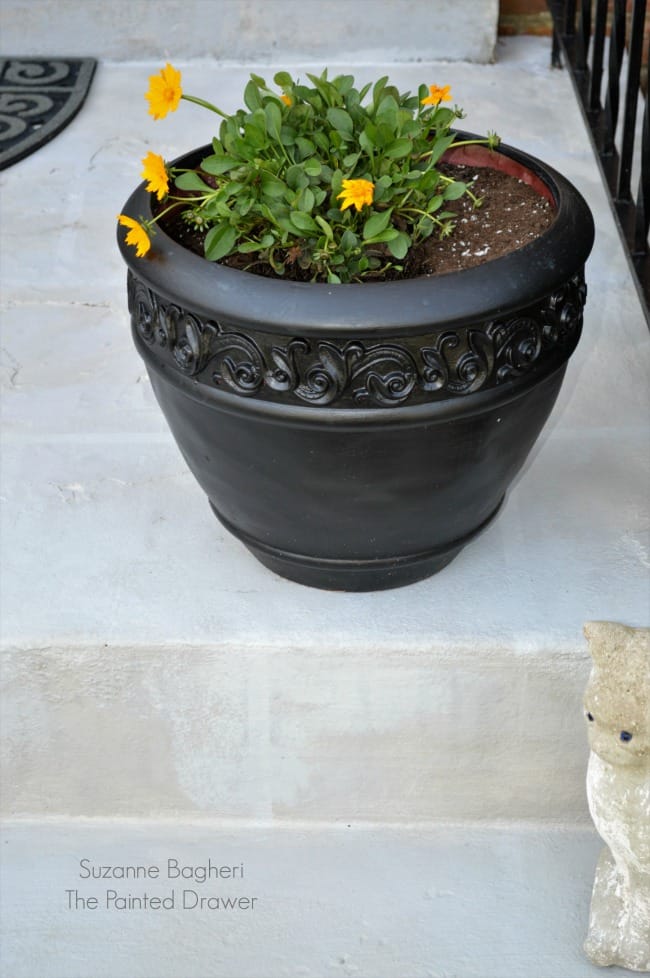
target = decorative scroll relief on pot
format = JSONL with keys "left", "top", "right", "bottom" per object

{"left": 583, "top": 621, "right": 650, "bottom": 973}
{"left": 127, "top": 270, "right": 587, "bottom": 408}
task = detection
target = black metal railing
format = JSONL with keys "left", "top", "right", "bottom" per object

{"left": 548, "top": 0, "right": 650, "bottom": 320}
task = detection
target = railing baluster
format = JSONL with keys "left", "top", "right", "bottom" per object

{"left": 603, "top": 0, "right": 627, "bottom": 157}
{"left": 617, "top": 0, "right": 647, "bottom": 201}
{"left": 565, "top": 0, "right": 577, "bottom": 35}
{"left": 634, "top": 95, "right": 650, "bottom": 254}
{"left": 576, "top": 0, "right": 592, "bottom": 72}
{"left": 589, "top": 0, "right": 609, "bottom": 116}
{"left": 547, "top": 0, "right": 649, "bottom": 319}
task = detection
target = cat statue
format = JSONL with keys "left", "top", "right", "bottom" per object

{"left": 583, "top": 621, "right": 650, "bottom": 972}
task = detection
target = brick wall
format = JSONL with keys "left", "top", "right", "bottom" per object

{"left": 499, "top": 0, "right": 552, "bottom": 35}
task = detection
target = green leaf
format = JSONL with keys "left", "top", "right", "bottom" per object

{"left": 244, "top": 79, "right": 263, "bottom": 112}
{"left": 340, "top": 229, "right": 358, "bottom": 251}
{"left": 303, "top": 158, "right": 322, "bottom": 177}
{"left": 243, "top": 124, "right": 267, "bottom": 150}
{"left": 204, "top": 224, "right": 237, "bottom": 261}
{"left": 330, "top": 169, "right": 344, "bottom": 196}
{"left": 306, "top": 72, "right": 336, "bottom": 107}
{"left": 315, "top": 215, "right": 333, "bottom": 240}
{"left": 343, "top": 152, "right": 360, "bottom": 169}
{"left": 387, "top": 231, "right": 411, "bottom": 259}
{"left": 238, "top": 240, "right": 262, "bottom": 254}
{"left": 286, "top": 164, "right": 309, "bottom": 191}
{"left": 376, "top": 95, "right": 398, "bottom": 129}
{"left": 415, "top": 169, "right": 440, "bottom": 193}
{"left": 174, "top": 171, "right": 213, "bottom": 192}
{"left": 264, "top": 101, "right": 283, "bottom": 140}
{"left": 372, "top": 76, "right": 389, "bottom": 108}
{"left": 236, "top": 196, "right": 254, "bottom": 216}
{"left": 290, "top": 211, "right": 319, "bottom": 234}
{"left": 363, "top": 228, "right": 399, "bottom": 244}
{"left": 375, "top": 123, "right": 396, "bottom": 149}
{"left": 363, "top": 209, "right": 393, "bottom": 240}
{"left": 295, "top": 85, "right": 322, "bottom": 111}
{"left": 326, "top": 107, "right": 353, "bottom": 135}
{"left": 359, "top": 131, "right": 374, "bottom": 155}
{"left": 426, "top": 133, "right": 457, "bottom": 167}
{"left": 385, "top": 137, "right": 413, "bottom": 159}
{"left": 295, "top": 137, "right": 316, "bottom": 159}
{"left": 280, "top": 125, "right": 296, "bottom": 146}
{"left": 432, "top": 107, "right": 456, "bottom": 128}
{"left": 273, "top": 71, "right": 293, "bottom": 88}
{"left": 333, "top": 74, "right": 354, "bottom": 95}
{"left": 312, "top": 131, "right": 330, "bottom": 154}
{"left": 298, "top": 187, "right": 315, "bottom": 212}
{"left": 358, "top": 82, "right": 372, "bottom": 101}
{"left": 443, "top": 181, "right": 468, "bottom": 200}
{"left": 260, "top": 173, "right": 286, "bottom": 198}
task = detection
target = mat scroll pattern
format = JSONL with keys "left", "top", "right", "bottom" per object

{"left": 0, "top": 58, "right": 96, "bottom": 169}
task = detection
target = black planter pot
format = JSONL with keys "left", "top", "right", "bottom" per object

{"left": 118, "top": 140, "right": 594, "bottom": 590}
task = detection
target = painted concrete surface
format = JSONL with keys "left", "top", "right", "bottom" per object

{"left": 1, "top": 40, "right": 649, "bottom": 828}
{"left": 1, "top": 643, "right": 594, "bottom": 821}
{"left": 0, "top": 819, "right": 635, "bottom": 978}
{"left": 1, "top": 0, "right": 499, "bottom": 64}
{"left": 1, "top": 35, "right": 648, "bottom": 978}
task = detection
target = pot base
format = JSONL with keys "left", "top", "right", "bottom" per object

{"left": 210, "top": 498, "right": 504, "bottom": 592}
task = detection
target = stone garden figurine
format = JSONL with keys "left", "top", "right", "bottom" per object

{"left": 583, "top": 621, "right": 650, "bottom": 972}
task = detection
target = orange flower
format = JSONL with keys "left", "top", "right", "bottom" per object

{"left": 141, "top": 151, "right": 169, "bottom": 200}
{"left": 421, "top": 84, "right": 452, "bottom": 106}
{"left": 280, "top": 93, "right": 292, "bottom": 106}
{"left": 145, "top": 63, "right": 182, "bottom": 120}
{"left": 117, "top": 215, "right": 151, "bottom": 257}
{"left": 337, "top": 178, "right": 374, "bottom": 212}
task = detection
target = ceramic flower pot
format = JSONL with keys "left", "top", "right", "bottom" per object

{"left": 118, "top": 140, "right": 594, "bottom": 590}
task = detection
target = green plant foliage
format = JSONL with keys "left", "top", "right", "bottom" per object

{"left": 156, "top": 70, "right": 500, "bottom": 282}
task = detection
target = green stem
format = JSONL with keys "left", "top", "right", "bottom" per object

{"left": 143, "top": 200, "right": 183, "bottom": 230}
{"left": 416, "top": 136, "right": 492, "bottom": 166}
{"left": 401, "top": 206, "right": 433, "bottom": 219}
{"left": 445, "top": 138, "right": 491, "bottom": 149}
{"left": 181, "top": 93, "right": 229, "bottom": 120}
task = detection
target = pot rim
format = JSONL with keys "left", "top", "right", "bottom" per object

{"left": 118, "top": 135, "right": 594, "bottom": 336}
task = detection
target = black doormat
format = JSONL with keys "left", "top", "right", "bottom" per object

{"left": 0, "top": 58, "right": 97, "bottom": 170}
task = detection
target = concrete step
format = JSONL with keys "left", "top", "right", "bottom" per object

{"left": 1, "top": 0, "right": 499, "bottom": 64}
{"left": 1, "top": 37, "right": 649, "bottom": 978}
{"left": 0, "top": 818, "right": 634, "bottom": 978}
{"left": 1, "top": 39, "right": 648, "bottom": 826}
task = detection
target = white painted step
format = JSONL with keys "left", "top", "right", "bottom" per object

{"left": 1, "top": 35, "right": 648, "bottom": 978}
{"left": 0, "top": 819, "right": 634, "bottom": 978}
{"left": 0, "top": 0, "right": 499, "bottom": 64}
{"left": 1, "top": 40, "right": 648, "bottom": 825}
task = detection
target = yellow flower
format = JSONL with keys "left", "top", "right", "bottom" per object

{"left": 280, "top": 93, "right": 292, "bottom": 106}
{"left": 141, "top": 151, "right": 169, "bottom": 200}
{"left": 421, "top": 84, "right": 452, "bottom": 106}
{"left": 337, "top": 178, "right": 375, "bottom": 212}
{"left": 117, "top": 214, "right": 151, "bottom": 257}
{"left": 145, "top": 63, "right": 182, "bottom": 120}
